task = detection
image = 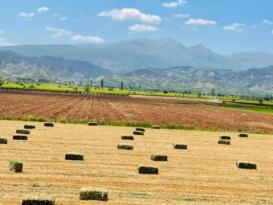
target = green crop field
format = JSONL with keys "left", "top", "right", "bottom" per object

{"left": 0, "top": 81, "right": 204, "bottom": 98}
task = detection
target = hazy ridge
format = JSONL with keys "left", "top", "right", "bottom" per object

{"left": 1, "top": 38, "right": 273, "bottom": 93}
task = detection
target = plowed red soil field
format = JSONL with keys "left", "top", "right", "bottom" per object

{"left": 1, "top": 91, "right": 273, "bottom": 132}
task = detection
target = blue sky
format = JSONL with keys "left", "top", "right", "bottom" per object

{"left": 0, "top": 0, "right": 273, "bottom": 54}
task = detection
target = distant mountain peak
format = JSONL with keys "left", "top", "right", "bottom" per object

{"left": 0, "top": 38, "right": 273, "bottom": 73}
{"left": 190, "top": 44, "right": 211, "bottom": 51}
{"left": 116, "top": 37, "right": 183, "bottom": 47}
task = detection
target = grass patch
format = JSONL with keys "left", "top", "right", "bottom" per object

{"left": 177, "top": 102, "right": 273, "bottom": 115}
{"left": 0, "top": 82, "right": 210, "bottom": 98}
{"left": 222, "top": 104, "right": 273, "bottom": 114}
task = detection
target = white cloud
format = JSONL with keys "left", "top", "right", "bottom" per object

{"left": 263, "top": 19, "right": 273, "bottom": 25}
{"left": 185, "top": 18, "right": 217, "bottom": 26}
{"left": 60, "top": 16, "right": 68, "bottom": 21}
{"left": 45, "top": 26, "right": 104, "bottom": 43}
{"left": 71, "top": 34, "right": 104, "bottom": 43}
{"left": 0, "top": 36, "right": 11, "bottom": 46}
{"left": 19, "top": 6, "right": 49, "bottom": 19}
{"left": 173, "top": 13, "right": 191, "bottom": 18}
{"left": 128, "top": 24, "right": 160, "bottom": 32}
{"left": 162, "top": 0, "right": 188, "bottom": 8}
{"left": 19, "top": 12, "right": 35, "bottom": 18}
{"left": 98, "top": 8, "right": 161, "bottom": 23}
{"left": 45, "top": 26, "right": 72, "bottom": 38}
{"left": 37, "top": 6, "right": 50, "bottom": 14}
{"left": 53, "top": 14, "right": 68, "bottom": 21}
{"left": 223, "top": 23, "right": 245, "bottom": 32}
{"left": 0, "top": 30, "right": 3, "bottom": 35}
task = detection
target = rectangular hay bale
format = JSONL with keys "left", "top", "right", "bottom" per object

{"left": 151, "top": 155, "right": 168, "bottom": 161}
{"left": 80, "top": 187, "right": 108, "bottom": 201}
{"left": 22, "top": 195, "right": 55, "bottom": 205}
{"left": 136, "top": 127, "right": 145, "bottom": 132}
{"left": 133, "top": 131, "right": 144, "bottom": 135}
{"left": 152, "top": 125, "right": 160, "bottom": 129}
{"left": 121, "top": 135, "right": 134, "bottom": 140}
{"left": 173, "top": 144, "right": 187, "bottom": 149}
{"left": 13, "top": 135, "right": 28, "bottom": 141}
{"left": 117, "top": 144, "right": 133, "bottom": 150}
{"left": 218, "top": 139, "right": 231, "bottom": 145}
{"left": 10, "top": 161, "right": 23, "bottom": 173}
{"left": 16, "top": 129, "right": 30, "bottom": 135}
{"left": 0, "top": 138, "right": 7, "bottom": 144}
{"left": 24, "top": 125, "right": 36, "bottom": 130}
{"left": 238, "top": 133, "right": 248, "bottom": 138}
{"left": 65, "top": 153, "right": 84, "bottom": 161}
{"left": 88, "top": 122, "right": 98, "bottom": 126}
{"left": 44, "top": 122, "right": 54, "bottom": 127}
{"left": 138, "top": 166, "right": 159, "bottom": 174}
{"left": 236, "top": 161, "right": 257, "bottom": 170}
{"left": 219, "top": 136, "right": 231, "bottom": 140}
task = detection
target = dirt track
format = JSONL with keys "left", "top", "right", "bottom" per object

{"left": 0, "top": 91, "right": 273, "bottom": 132}
{"left": 0, "top": 121, "right": 273, "bottom": 204}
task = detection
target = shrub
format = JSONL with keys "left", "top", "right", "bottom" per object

{"left": 10, "top": 161, "right": 23, "bottom": 173}
{"left": 138, "top": 166, "right": 159, "bottom": 175}
{"left": 80, "top": 187, "right": 108, "bottom": 201}
{"left": 58, "top": 118, "right": 67, "bottom": 123}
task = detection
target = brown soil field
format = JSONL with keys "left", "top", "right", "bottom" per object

{"left": 0, "top": 91, "right": 273, "bottom": 133}
{"left": 0, "top": 120, "right": 272, "bottom": 204}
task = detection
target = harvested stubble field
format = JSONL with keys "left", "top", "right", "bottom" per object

{"left": 1, "top": 91, "right": 273, "bottom": 132}
{"left": 0, "top": 120, "right": 273, "bottom": 204}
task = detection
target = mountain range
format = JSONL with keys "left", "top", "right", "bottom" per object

{"left": 1, "top": 38, "right": 273, "bottom": 73}
{"left": 0, "top": 50, "right": 110, "bottom": 82}
{"left": 0, "top": 38, "right": 273, "bottom": 94}
{"left": 113, "top": 66, "right": 273, "bottom": 93}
